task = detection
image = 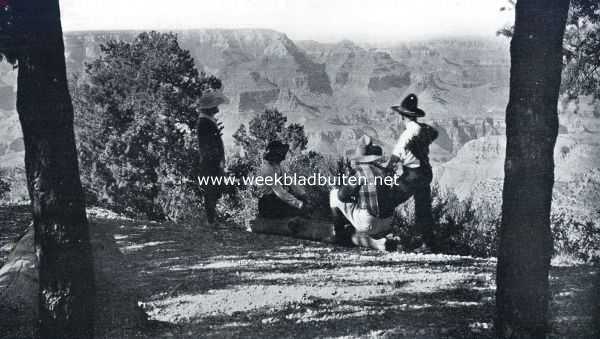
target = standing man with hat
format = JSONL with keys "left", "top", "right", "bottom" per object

{"left": 388, "top": 93, "right": 439, "bottom": 252}
{"left": 329, "top": 135, "right": 398, "bottom": 251}
{"left": 196, "top": 81, "right": 229, "bottom": 224}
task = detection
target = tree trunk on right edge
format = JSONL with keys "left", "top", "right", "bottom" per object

{"left": 496, "top": 1, "right": 570, "bottom": 338}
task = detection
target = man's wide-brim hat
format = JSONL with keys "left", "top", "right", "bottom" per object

{"left": 264, "top": 140, "right": 290, "bottom": 161}
{"left": 197, "top": 88, "right": 230, "bottom": 109}
{"left": 351, "top": 135, "right": 383, "bottom": 163}
{"left": 391, "top": 93, "right": 426, "bottom": 118}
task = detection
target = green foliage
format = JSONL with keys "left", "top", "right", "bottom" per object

{"left": 223, "top": 109, "right": 317, "bottom": 226}
{"left": 393, "top": 183, "right": 600, "bottom": 260}
{"left": 393, "top": 184, "right": 500, "bottom": 257}
{"left": 72, "top": 31, "right": 219, "bottom": 220}
{"left": 0, "top": 171, "right": 10, "bottom": 200}
{"left": 0, "top": 3, "right": 19, "bottom": 64}
{"left": 561, "top": 0, "right": 600, "bottom": 98}
{"left": 552, "top": 212, "right": 600, "bottom": 263}
{"left": 247, "top": 109, "right": 288, "bottom": 145}
{"left": 234, "top": 109, "right": 309, "bottom": 162}
{"left": 282, "top": 123, "right": 309, "bottom": 153}
{"left": 498, "top": 0, "right": 600, "bottom": 98}
{"left": 283, "top": 151, "right": 337, "bottom": 219}
{"left": 217, "top": 185, "right": 259, "bottom": 230}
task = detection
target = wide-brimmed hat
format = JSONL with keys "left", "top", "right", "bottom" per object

{"left": 351, "top": 135, "right": 383, "bottom": 163}
{"left": 264, "top": 140, "right": 290, "bottom": 162}
{"left": 197, "top": 88, "right": 230, "bottom": 109}
{"left": 391, "top": 93, "right": 425, "bottom": 118}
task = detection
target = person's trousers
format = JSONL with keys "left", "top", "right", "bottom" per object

{"left": 329, "top": 189, "right": 393, "bottom": 235}
{"left": 393, "top": 165, "right": 434, "bottom": 246}
{"left": 258, "top": 193, "right": 303, "bottom": 219}
{"left": 199, "top": 167, "right": 222, "bottom": 223}
{"left": 203, "top": 185, "right": 221, "bottom": 223}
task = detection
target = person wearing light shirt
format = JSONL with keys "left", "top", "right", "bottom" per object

{"left": 387, "top": 93, "right": 439, "bottom": 252}
{"left": 257, "top": 140, "right": 308, "bottom": 218}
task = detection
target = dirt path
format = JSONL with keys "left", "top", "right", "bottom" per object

{"left": 101, "top": 217, "right": 596, "bottom": 338}
{"left": 0, "top": 206, "right": 597, "bottom": 338}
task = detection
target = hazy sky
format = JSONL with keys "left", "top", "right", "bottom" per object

{"left": 60, "top": 0, "right": 514, "bottom": 43}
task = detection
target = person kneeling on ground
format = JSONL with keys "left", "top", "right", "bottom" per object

{"left": 330, "top": 136, "right": 398, "bottom": 251}
{"left": 257, "top": 140, "right": 309, "bottom": 219}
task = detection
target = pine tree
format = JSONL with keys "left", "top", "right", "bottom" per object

{"left": 1, "top": 1, "right": 95, "bottom": 337}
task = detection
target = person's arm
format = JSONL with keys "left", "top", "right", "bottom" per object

{"left": 388, "top": 121, "right": 421, "bottom": 171}
{"left": 290, "top": 183, "right": 307, "bottom": 199}
{"left": 261, "top": 163, "right": 304, "bottom": 209}
{"left": 271, "top": 184, "right": 304, "bottom": 209}
{"left": 337, "top": 175, "right": 360, "bottom": 203}
{"left": 422, "top": 124, "right": 439, "bottom": 143}
{"left": 385, "top": 154, "right": 402, "bottom": 173}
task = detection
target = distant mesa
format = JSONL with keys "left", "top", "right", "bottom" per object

{"left": 239, "top": 89, "right": 280, "bottom": 113}
{"left": 368, "top": 73, "right": 411, "bottom": 92}
{"left": 2, "top": 29, "right": 516, "bottom": 173}
{"left": 1, "top": 28, "right": 597, "bottom": 216}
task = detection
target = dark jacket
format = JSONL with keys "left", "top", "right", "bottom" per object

{"left": 407, "top": 123, "right": 438, "bottom": 167}
{"left": 197, "top": 116, "right": 224, "bottom": 176}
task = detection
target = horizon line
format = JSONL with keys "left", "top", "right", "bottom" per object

{"left": 61, "top": 27, "right": 510, "bottom": 45}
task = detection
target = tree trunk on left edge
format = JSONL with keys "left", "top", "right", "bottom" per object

{"left": 14, "top": 0, "right": 95, "bottom": 337}
{"left": 495, "top": 0, "right": 570, "bottom": 338}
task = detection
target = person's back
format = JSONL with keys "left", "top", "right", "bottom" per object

{"left": 197, "top": 115, "right": 224, "bottom": 176}
{"left": 406, "top": 122, "right": 438, "bottom": 170}
{"left": 350, "top": 163, "right": 395, "bottom": 220}
{"left": 331, "top": 136, "right": 397, "bottom": 250}
{"left": 195, "top": 86, "right": 229, "bottom": 224}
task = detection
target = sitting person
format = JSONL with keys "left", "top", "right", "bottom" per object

{"left": 257, "top": 140, "right": 308, "bottom": 219}
{"left": 329, "top": 136, "right": 398, "bottom": 251}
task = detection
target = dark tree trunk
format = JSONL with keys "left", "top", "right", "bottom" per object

{"left": 594, "top": 273, "right": 600, "bottom": 338}
{"left": 13, "top": 0, "right": 95, "bottom": 337}
{"left": 496, "top": 0, "right": 570, "bottom": 338}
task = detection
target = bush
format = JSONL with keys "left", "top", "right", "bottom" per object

{"left": 283, "top": 151, "right": 337, "bottom": 219}
{"left": 217, "top": 185, "right": 259, "bottom": 230}
{"left": 221, "top": 107, "right": 357, "bottom": 227}
{"left": 72, "top": 31, "right": 221, "bottom": 220}
{"left": 0, "top": 171, "right": 10, "bottom": 201}
{"left": 390, "top": 183, "right": 600, "bottom": 260}
{"left": 552, "top": 211, "right": 600, "bottom": 263}
{"left": 0, "top": 168, "right": 29, "bottom": 205}
{"left": 393, "top": 184, "right": 500, "bottom": 257}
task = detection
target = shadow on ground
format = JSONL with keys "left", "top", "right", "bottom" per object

{"left": 0, "top": 206, "right": 597, "bottom": 338}
{"left": 102, "top": 216, "right": 597, "bottom": 338}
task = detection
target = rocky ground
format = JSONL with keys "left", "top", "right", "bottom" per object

{"left": 0, "top": 205, "right": 597, "bottom": 338}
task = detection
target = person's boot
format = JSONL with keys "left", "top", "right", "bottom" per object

{"left": 288, "top": 217, "right": 304, "bottom": 234}
{"left": 384, "top": 235, "right": 403, "bottom": 252}
{"left": 206, "top": 208, "right": 216, "bottom": 225}
{"left": 331, "top": 208, "right": 353, "bottom": 247}
{"left": 384, "top": 239, "right": 399, "bottom": 252}
{"left": 413, "top": 243, "right": 432, "bottom": 254}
